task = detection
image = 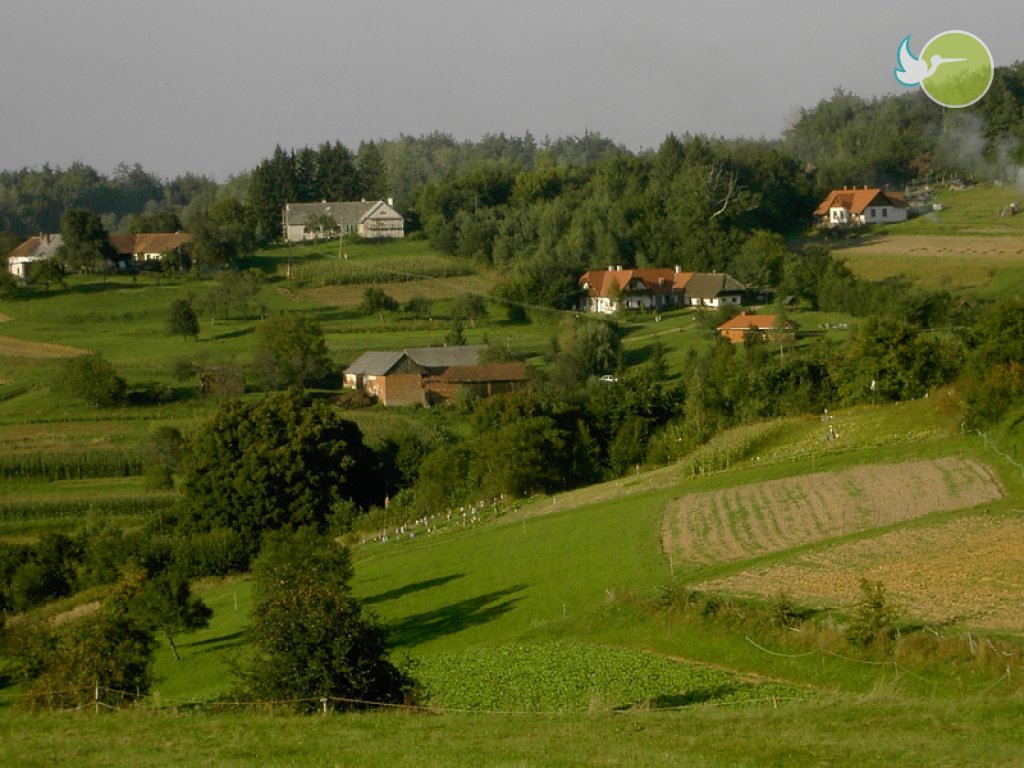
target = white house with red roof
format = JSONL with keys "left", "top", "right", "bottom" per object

{"left": 579, "top": 266, "right": 749, "bottom": 314}
{"left": 578, "top": 266, "right": 693, "bottom": 314}
{"left": 814, "top": 187, "right": 908, "bottom": 227}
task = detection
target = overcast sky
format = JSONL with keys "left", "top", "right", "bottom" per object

{"left": 1, "top": 0, "right": 1020, "bottom": 180}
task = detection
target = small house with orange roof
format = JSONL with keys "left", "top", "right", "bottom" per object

{"left": 717, "top": 312, "right": 797, "bottom": 344}
{"left": 814, "top": 187, "right": 908, "bottom": 227}
{"left": 108, "top": 232, "right": 192, "bottom": 264}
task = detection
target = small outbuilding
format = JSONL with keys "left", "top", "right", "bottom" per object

{"left": 717, "top": 312, "right": 798, "bottom": 344}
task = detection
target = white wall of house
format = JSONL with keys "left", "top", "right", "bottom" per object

{"left": 585, "top": 296, "right": 618, "bottom": 314}
{"left": 360, "top": 208, "right": 405, "bottom": 238}
{"left": 829, "top": 207, "right": 850, "bottom": 225}
{"left": 864, "top": 205, "right": 907, "bottom": 224}
{"left": 7, "top": 256, "right": 46, "bottom": 279}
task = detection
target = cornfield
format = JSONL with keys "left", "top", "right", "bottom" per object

{"left": 0, "top": 449, "right": 144, "bottom": 480}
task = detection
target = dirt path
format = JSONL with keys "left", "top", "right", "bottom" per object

{"left": 0, "top": 335, "right": 89, "bottom": 358}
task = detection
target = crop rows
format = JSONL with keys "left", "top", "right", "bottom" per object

{"left": 680, "top": 420, "right": 787, "bottom": 477}
{"left": 416, "top": 641, "right": 802, "bottom": 712}
{"left": 0, "top": 496, "right": 176, "bottom": 523}
{"left": 0, "top": 449, "right": 144, "bottom": 480}
{"left": 663, "top": 457, "right": 1003, "bottom": 566}
{"left": 291, "top": 257, "right": 473, "bottom": 288}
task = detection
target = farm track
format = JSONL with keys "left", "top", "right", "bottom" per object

{"left": 0, "top": 334, "right": 88, "bottom": 358}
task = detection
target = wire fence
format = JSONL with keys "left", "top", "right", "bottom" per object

{"left": 0, "top": 682, "right": 815, "bottom": 717}
{"left": 969, "top": 428, "right": 1024, "bottom": 479}
{"left": 743, "top": 635, "right": 1019, "bottom": 694}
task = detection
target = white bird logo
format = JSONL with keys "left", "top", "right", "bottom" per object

{"left": 895, "top": 35, "right": 966, "bottom": 86}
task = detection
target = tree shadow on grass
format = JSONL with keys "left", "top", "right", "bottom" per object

{"left": 362, "top": 573, "right": 464, "bottom": 606}
{"left": 204, "top": 327, "right": 254, "bottom": 341}
{"left": 177, "top": 630, "right": 246, "bottom": 654}
{"left": 387, "top": 585, "right": 526, "bottom": 648}
{"left": 617, "top": 684, "right": 739, "bottom": 711}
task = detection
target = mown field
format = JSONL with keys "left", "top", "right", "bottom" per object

{"left": 831, "top": 185, "right": 1024, "bottom": 293}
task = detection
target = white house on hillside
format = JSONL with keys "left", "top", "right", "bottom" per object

{"left": 814, "top": 187, "right": 909, "bottom": 227}
{"left": 282, "top": 200, "right": 404, "bottom": 242}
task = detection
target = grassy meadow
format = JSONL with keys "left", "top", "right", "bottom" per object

{"left": 831, "top": 184, "right": 1024, "bottom": 294}
{"left": 3, "top": 230, "right": 1024, "bottom": 763}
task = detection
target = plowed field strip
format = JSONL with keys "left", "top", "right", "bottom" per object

{"left": 663, "top": 458, "right": 1003, "bottom": 565}
{"left": 698, "top": 515, "right": 1024, "bottom": 631}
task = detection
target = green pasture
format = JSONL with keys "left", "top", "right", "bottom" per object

{"left": 897, "top": 184, "right": 1024, "bottom": 236}
{"left": 4, "top": 396, "right": 1024, "bottom": 762}
{"left": 4, "top": 697, "right": 1024, "bottom": 768}
{"left": 823, "top": 185, "right": 1024, "bottom": 292}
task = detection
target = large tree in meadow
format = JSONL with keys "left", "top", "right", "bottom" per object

{"left": 253, "top": 312, "right": 331, "bottom": 390}
{"left": 178, "top": 391, "right": 377, "bottom": 555}
{"left": 237, "top": 528, "right": 414, "bottom": 711}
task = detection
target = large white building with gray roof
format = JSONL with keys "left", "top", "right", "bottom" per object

{"left": 282, "top": 200, "right": 404, "bottom": 242}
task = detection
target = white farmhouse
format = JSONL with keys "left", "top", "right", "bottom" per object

{"left": 6, "top": 234, "right": 62, "bottom": 280}
{"left": 282, "top": 200, "right": 404, "bottom": 242}
{"left": 814, "top": 187, "right": 909, "bottom": 227}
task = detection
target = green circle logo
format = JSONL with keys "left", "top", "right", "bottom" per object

{"left": 895, "top": 30, "right": 993, "bottom": 108}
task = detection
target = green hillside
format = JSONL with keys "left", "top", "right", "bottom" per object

{"left": 3, "top": 235, "right": 1024, "bottom": 764}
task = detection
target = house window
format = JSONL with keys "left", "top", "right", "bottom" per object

{"left": 870, "top": 208, "right": 876, "bottom": 218}
{"left": 883, "top": 208, "right": 888, "bottom": 218}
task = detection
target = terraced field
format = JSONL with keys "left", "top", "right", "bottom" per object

{"left": 662, "top": 457, "right": 1003, "bottom": 565}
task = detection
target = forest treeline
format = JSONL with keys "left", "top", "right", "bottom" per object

{"left": 2, "top": 59, "right": 1022, "bottom": 256}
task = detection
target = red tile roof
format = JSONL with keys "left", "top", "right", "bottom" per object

{"left": 579, "top": 268, "right": 693, "bottom": 298}
{"left": 814, "top": 188, "right": 908, "bottom": 216}
{"left": 108, "top": 233, "right": 191, "bottom": 255}
{"left": 432, "top": 362, "right": 529, "bottom": 383}
{"left": 717, "top": 312, "right": 795, "bottom": 331}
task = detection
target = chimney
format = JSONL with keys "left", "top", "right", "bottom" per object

{"left": 387, "top": 197, "right": 394, "bottom": 207}
{"left": 674, "top": 265, "right": 680, "bottom": 273}
{"left": 607, "top": 265, "right": 614, "bottom": 272}
{"left": 616, "top": 265, "right": 623, "bottom": 271}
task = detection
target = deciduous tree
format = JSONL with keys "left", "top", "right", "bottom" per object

{"left": 237, "top": 528, "right": 414, "bottom": 711}
{"left": 57, "top": 354, "right": 127, "bottom": 407}
{"left": 178, "top": 391, "right": 376, "bottom": 557}
{"left": 167, "top": 299, "right": 199, "bottom": 340}
{"left": 58, "top": 209, "right": 116, "bottom": 272}
{"left": 253, "top": 313, "right": 331, "bottom": 390}
{"left": 133, "top": 572, "right": 211, "bottom": 661}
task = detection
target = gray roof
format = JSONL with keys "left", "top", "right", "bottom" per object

{"left": 283, "top": 201, "right": 401, "bottom": 228}
{"left": 344, "top": 345, "right": 484, "bottom": 376}
{"left": 9, "top": 234, "right": 63, "bottom": 261}
{"left": 405, "top": 345, "right": 483, "bottom": 370}
{"left": 344, "top": 350, "right": 407, "bottom": 376}
{"left": 683, "top": 272, "right": 746, "bottom": 298}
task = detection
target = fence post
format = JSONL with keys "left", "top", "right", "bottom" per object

{"left": 94, "top": 682, "right": 100, "bottom": 715}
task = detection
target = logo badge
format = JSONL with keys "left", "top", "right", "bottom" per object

{"left": 895, "top": 30, "right": 993, "bottom": 108}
